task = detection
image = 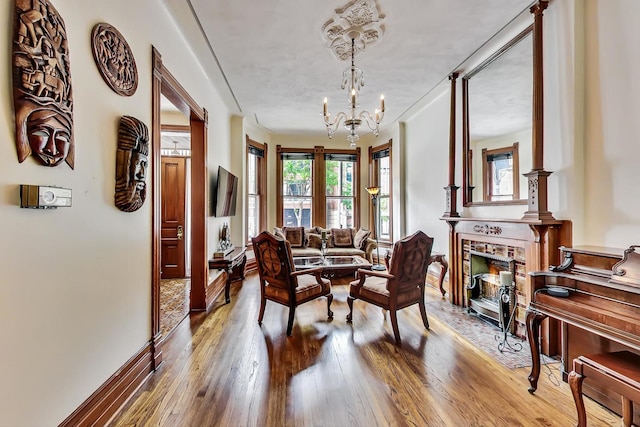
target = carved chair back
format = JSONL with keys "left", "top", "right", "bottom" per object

{"left": 252, "top": 231, "right": 297, "bottom": 297}
{"left": 387, "top": 231, "right": 434, "bottom": 296}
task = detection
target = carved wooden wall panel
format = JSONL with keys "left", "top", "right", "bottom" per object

{"left": 12, "top": 0, "right": 74, "bottom": 168}
{"left": 91, "top": 22, "right": 138, "bottom": 96}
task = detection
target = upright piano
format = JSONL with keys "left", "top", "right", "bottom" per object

{"left": 526, "top": 245, "right": 640, "bottom": 421}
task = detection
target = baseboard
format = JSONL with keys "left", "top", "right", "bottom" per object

{"left": 205, "top": 272, "right": 226, "bottom": 311}
{"left": 59, "top": 342, "right": 154, "bottom": 427}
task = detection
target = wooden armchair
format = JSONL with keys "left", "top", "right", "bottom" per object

{"left": 347, "top": 230, "right": 434, "bottom": 342}
{"left": 252, "top": 231, "right": 333, "bottom": 336}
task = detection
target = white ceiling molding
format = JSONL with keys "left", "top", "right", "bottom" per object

{"left": 321, "top": 0, "right": 386, "bottom": 61}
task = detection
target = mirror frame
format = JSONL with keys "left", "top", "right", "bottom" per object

{"left": 462, "top": 24, "right": 533, "bottom": 207}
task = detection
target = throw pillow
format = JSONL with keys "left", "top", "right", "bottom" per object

{"left": 307, "top": 233, "right": 323, "bottom": 249}
{"left": 331, "top": 228, "right": 353, "bottom": 247}
{"left": 282, "top": 226, "right": 304, "bottom": 248}
{"left": 353, "top": 228, "right": 371, "bottom": 250}
{"left": 273, "top": 227, "right": 285, "bottom": 240}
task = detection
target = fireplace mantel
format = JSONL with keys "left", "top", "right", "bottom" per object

{"left": 441, "top": 217, "right": 571, "bottom": 346}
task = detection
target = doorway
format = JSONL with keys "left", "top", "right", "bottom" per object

{"left": 151, "top": 47, "right": 208, "bottom": 367}
{"left": 159, "top": 121, "right": 191, "bottom": 336}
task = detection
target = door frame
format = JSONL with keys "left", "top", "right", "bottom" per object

{"left": 151, "top": 47, "right": 208, "bottom": 368}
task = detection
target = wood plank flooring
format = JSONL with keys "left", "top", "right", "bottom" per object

{"left": 109, "top": 273, "right": 619, "bottom": 426}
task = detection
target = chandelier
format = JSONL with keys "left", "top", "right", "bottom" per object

{"left": 322, "top": 37, "right": 385, "bottom": 147}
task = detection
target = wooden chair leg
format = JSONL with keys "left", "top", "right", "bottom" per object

{"left": 568, "top": 370, "right": 586, "bottom": 427}
{"left": 258, "top": 297, "right": 266, "bottom": 325}
{"left": 286, "top": 306, "right": 296, "bottom": 336}
{"left": 346, "top": 296, "right": 354, "bottom": 322}
{"left": 326, "top": 294, "right": 334, "bottom": 319}
{"left": 390, "top": 310, "right": 401, "bottom": 343}
{"left": 419, "top": 300, "right": 430, "bottom": 330}
{"left": 622, "top": 397, "right": 633, "bottom": 427}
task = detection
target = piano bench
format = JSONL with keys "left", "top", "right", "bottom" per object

{"left": 568, "top": 351, "right": 640, "bottom": 427}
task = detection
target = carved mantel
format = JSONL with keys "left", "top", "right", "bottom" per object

{"left": 443, "top": 217, "right": 571, "bottom": 310}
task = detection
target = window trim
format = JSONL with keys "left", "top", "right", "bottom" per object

{"left": 246, "top": 137, "right": 267, "bottom": 246}
{"left": 369, "top": 140, "right": 392, "bottom": 244}
{"left": 481, "top": 142, "right": 519, "bottom": 202}
{"left": 276, "top": 145, "right": 360, "bottom": 229}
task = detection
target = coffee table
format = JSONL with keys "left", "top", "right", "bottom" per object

{"left": 294, "top": 255, "right": 372, "bottom": 284}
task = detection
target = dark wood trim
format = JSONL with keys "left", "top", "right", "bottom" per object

{"left": 313, "top": 146, "right": 326, "bottom": 227}
{"left": 59, "top": 343, "right": 154, "bottom": 427}
{"left": 190, "top": 115, "right": 208, "bottom": 310}
{"left": 161, "top": 124, "right": 190, "bottom": 133}
{"left": 245, "top": 137, "right": 268, "bottom": 243}
{"left": 151, "top": 47, "right": 163, "bottom": 368}
{"left": 481, "top": 142, "right": 520, "bottom": 201}
{"left": 276, "top": 145, "right": 360, "bottom": 229}
{"left": 462, "top": 76, "right": 471, "bottom": 206}
{"left": 368, "top": 140, "right": 393, "bottom": 243}
{"left": 444, "top": 72, "right": 460, "bottom": 217}
{"left": 204, "top": 271, "right": 227, "bottom": 311}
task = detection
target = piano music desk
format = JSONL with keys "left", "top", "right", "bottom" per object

{"left": 569, "top": 351, "right": 640, "bottom": 427}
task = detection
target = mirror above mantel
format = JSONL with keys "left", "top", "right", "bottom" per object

{"left": 462, "top": 26, "right": 533, "bottom": 207}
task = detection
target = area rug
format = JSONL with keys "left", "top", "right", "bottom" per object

{"left": 425, "top": 297, "right": 555, "bottom": 369}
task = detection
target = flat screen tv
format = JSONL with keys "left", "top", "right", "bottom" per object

{"left": 214, "top": 166, "right": 238, "bottom": 217}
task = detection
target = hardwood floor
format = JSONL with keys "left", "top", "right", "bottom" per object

{"left": 109, "top": 273, "right": 619, "bottom": 426}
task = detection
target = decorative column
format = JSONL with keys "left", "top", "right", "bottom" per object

{"left": 443, "top": 72, "right": 460, "bottom": 218}
{"left": 522, "top": 0, "right": 555, "bottom": 221}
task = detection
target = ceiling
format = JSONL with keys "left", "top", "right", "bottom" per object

{"left": 164, "top": 0, "right": 535, "bottom": 139}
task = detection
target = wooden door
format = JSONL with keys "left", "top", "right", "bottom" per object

{"left": 161, "top": 156, "right": 186, "bottom": 279}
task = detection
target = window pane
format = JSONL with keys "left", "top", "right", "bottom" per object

{"left": 326, "top": 197, "right": 354, "bottom": 229}
{"left": 379, "top": 156, "right": 390, "bottom": 196}
{"left": 326, "top": 160, "right": 354, "bottom": 197}
{"left": 283, "top": 197, "right": 312, "bottom": 227}
{"left": 247, "top": 153, "right": 257, "bottom": 194}
{"left": 247, "top": 195, "right": 259, "bottom": 239}
{"left": 378, "top": 196, "right": 390, "bottom": 240}
{"left": 283, "top": 159, "right": 312, "bottom": 196}
{"left": 490, "top": 156, "right": 513, "bottom": 200}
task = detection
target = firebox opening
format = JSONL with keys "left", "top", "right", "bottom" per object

{"left": 466, "top": 252, "right": 516, "bottom": 334}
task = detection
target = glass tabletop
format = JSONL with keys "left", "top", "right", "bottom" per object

{"left": 293, "top": 256, "right": 371, "bottom": 269}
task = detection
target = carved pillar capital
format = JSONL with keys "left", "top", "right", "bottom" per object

{"left": 442, "top": 185, "right": 460, "bottom": 218}
{"left": 522, "top": 170, "right": 555, "bottom": 221}
{"left": 530, "top": 0, "right": 549, "bottom": 16}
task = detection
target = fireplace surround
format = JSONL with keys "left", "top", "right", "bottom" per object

{"left": 444, "top": 218, "right": 571, "bottom": 350}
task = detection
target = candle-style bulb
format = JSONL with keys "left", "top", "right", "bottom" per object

{"left": 323, "top": 97, "right": 328, "bottom": 117}
{"left": 351, "top": 89, "right": 356, "bottom": 108}
{"left": 380, "top": 94, "right": 385, "bottom": 112}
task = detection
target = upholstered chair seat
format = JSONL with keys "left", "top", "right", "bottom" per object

{"left": 252, "top": 231, "right": 333, "bottom": 336}
{"left": 347, "top": 230, "right": 434, "bottom": 342}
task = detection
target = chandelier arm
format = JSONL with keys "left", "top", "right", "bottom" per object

{"left": 359, "top": 110, "right": 384, "bottom": 136}
{"left": 324, "top": 111, "right": 347, "bottom": 139}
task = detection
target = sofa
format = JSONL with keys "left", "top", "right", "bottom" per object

{"left": 274, "top": 226, "right": 377, "bottom": 262}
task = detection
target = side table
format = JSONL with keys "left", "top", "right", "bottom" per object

{"left": 384, "top": 250, "right": 448, "bottom": 296}
{"left": 208, "top": 247, "right": 247, "bottom": 303}
{"left": 430, "top": 252, "right": 448, "bottom": 296}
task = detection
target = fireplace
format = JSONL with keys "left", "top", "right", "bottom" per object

{"left": 466, "top": 250, "right": 516, "bottom": 334}
{"left": 444, "top": 218, "right": 571, "bottom": 346}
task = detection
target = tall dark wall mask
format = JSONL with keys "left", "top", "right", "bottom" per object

{"left": 115, "top": 116, "right": 149, "bottom": 212}
{"left": 12, "top": 0, "right": 74, "bottom": 168}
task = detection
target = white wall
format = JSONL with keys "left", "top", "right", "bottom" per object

{"left": 0, "top": 0, "right": 233, "bottom": 424}
{"left": 401, "top": 0, "right": 640, "bottom": 250}
{"left": 582, "top": 0, "right": 640, "bottom": 246}
{"left": 402, "top": 89, "right": 451, "bottom": 254}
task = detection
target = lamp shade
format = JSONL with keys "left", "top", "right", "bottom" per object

{"left": 366, "top": 186, "right": 380, "bottom": 196}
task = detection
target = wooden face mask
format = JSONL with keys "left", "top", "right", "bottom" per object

{"left": 13, "top": 0, "right": 74, "bottom": 168}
